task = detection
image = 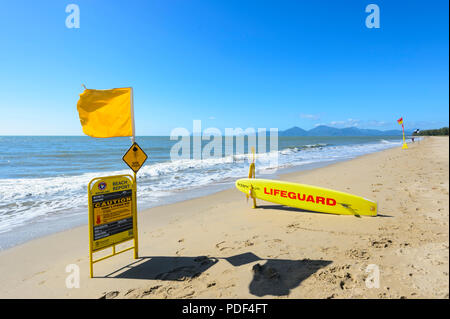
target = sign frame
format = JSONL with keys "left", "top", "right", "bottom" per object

{"left": 88, "top": 174, "right": 138, "bottom": 278}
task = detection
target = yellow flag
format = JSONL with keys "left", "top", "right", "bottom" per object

{"left": 77, "top": 88, "right": 133, "bottom": 138}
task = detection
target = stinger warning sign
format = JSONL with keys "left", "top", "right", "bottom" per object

{"left": 123, "top": 142, "right": 148, "bottom": 173}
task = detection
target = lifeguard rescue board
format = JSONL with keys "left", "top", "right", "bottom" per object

{"left": 235, "top": 178, "right": 377, "bottom": 216}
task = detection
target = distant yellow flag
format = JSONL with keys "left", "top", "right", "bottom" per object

{"left": 77, "top": 88, "right": 133, "bottom": 138}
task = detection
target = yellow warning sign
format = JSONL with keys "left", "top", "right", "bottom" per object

{"left": 89, "top": 175, "right": 136, "bottom": 252}
{"left": 88, "top": 174, "right": 138, "bottom": 277}
{"left": 93, "top": 196, "right": 132, "bottom": 226}
{"left": 122, "top": 142, "right": 148, "bottom": 173}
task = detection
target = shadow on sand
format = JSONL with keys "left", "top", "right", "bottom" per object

{"left": 105, "top": 256, "right": 219, "bottom": 281}
{"left": 105, "top": 252, "right": 331, "bottom": 297}
{"left": 258, "top": 204, "right": 393, "bottom": 218}
{"left": 225, "top": 252, "right": 332, "bottom": 297}
{"left": 258, "top": 204, "right": 320, "bottom": 214}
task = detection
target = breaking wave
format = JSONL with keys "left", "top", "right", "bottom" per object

{"left": 0, "top": 138, "right": 402, "bottom": 235}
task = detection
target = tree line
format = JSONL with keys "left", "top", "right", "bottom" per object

{"left": 414, "top": 127, "right": 449, "bottom": 136}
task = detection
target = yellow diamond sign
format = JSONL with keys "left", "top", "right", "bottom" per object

{"left": 123, "top": 142, "right": 148, "bottom": 173}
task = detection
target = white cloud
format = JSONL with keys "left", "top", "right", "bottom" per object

{"left": 208, "top": 116, "right": 216, "bottom": 120}
{"left": 300, "top": 113, "right": 321, "bottom": 120}
{"left": 328, "top": 118, "right": 360, "bottom": 127}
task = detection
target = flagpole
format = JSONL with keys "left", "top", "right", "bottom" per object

{"left": 401, "top": 122, "right": 408, "bottom": 149}
{"left": 130, "top": 87, "right": 138, "bottom": 259}
{"left": 130, "top": 87, "right": 136, "bottom": 144}
{"left": 402, "top": 124, "right": 405, "bottom": 142}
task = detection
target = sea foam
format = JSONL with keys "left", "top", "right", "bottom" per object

{"left": 0, "top": 138, "right": 402, "bottom": 235}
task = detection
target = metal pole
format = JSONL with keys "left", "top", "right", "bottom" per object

{"left": 130, "top": 87, "right": 136, "bottom": 144}
{"left": 133, "top": 171, "right": 138, "bottom": 259}
{"left": 130, "top": 87, "right": 138, "bottom": 258}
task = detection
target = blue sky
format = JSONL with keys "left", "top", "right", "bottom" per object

{"left": 0, "top": 0, "right": 448, "bottom": 135}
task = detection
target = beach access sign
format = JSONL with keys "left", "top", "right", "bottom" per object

{"left": 88, "top": 174, "right": 138, "bottom": 277}
{"left": 123, "top": 142, "right": 148, "bottom": 173}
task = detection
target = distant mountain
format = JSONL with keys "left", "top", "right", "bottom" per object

{"left": 280, "top": 126, "right": 308, "bottom": 136}
{"left": 307, "top": 125, "right": 343, "bottom": 136}
{"left": 279, "top": 125, "right": 410, "bottom": 137}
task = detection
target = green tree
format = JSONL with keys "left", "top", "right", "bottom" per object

{"left": 415, "top": 127, "right": 449, "bottom": 136}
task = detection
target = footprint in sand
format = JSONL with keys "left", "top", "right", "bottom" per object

{"left": 215, "top": 241, "right": 225, "bottom": 248}
{"left": 244, "top": 240, "right": 254, "bottom": 247}
{"left": 193, "top": 256, "right": 216, "bottom": 266}
{"left": 100, "top": 291, "right": 119, "bottom": 299}
{"left": 141, "top": 285, "right": 162, "bottom": 297}
{"left": 370, "top": 238, "right": 393, "bottom": 248}
{"left": 124, "top": 289, "right": 135, "bottom": 296}
{"left": 207, "top": 282, "right": 217, "bottom": 288}
{"left": 346, "top": 248, "right": 370, "bottom": 260}
{"left": 181, "top": 291, "right": 195, "bottom": 298}
{"left": 215, "top": 241, "right": 232, "bottom": 251}
{"left": 315, "top": 264, "right": 359, "bottom": 291}
{"left": 286, "top": 223, "right": 300, "bottom": 233}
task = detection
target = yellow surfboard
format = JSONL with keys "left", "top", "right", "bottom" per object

{"left": 236, "top": 178, "right": 377, "bottom": 216}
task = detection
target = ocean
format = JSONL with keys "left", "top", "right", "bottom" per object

{"left": 0, "top": 135, "right": 403, "bottom": 250}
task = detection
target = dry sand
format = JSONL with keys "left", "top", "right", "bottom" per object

{"left": 0, "top": 136, "right": 448, "bottom": 299}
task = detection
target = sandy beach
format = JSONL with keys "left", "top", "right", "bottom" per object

{"left": 0, "top": 136, "right": 448, "bottom": 299}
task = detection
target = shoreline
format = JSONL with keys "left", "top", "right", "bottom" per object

{"left": 0, "top": 136, "right": 447, "bottom": 298}
{"left": 0, "top": 139, "right": 402, "bottom": 252}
